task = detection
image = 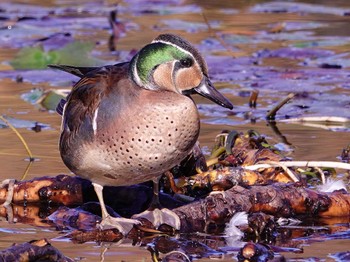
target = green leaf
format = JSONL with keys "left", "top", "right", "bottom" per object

{"left": 56, "top": 41, "right": 104, "bottom": 66}
{"left": 10, "top": 46, "right": 59, "bottom": 69}
{"left": 10, "top": 41, "right": 106, "bottom": 69}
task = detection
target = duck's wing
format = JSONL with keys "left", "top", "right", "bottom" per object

{"left": 59, "top": 63, "right": 131, "bottom": 150}
{"left": 50, "top": 62, "right": 129, "bottom": 116}
{"left": 50, "top": 65, "right": 98, "bottom": 115}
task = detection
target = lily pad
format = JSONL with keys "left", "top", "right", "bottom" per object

{"left": 304, "top": 53, "right": 350, "bottom": 68}
{"left": 0, "top": 69, "right": 77, "bottom": 85}
{"left": 121, "top": 1, "right": 201, "bottom": 15}
{"left": 0, "top": 115, "right": 50, "bottom": 130}
{"left": 255, "top": 47, "right": 334, "bottom": 60}
{"left": 10, "top": 41, "right": 106, "bottom": 69}
{"left": 21, "top": 88, "right": 68, "bottom": 111}
{"left": 250, "top": 2, "right": 350, "bottom": 16}
{"left": 10, "top": 46, "right": 60, "bottom": 70}
{"left": 293, "top": 38, "right": 350, "bottom": 48}
{"left": 0, "top": 25, "right": 54, "bottom": 48}
{"left": 269, "top": 21, "right": 327, "bottom": 31}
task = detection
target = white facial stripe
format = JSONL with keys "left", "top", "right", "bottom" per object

{"left": 170, "top": 60, "right": 179, "bottom": 91}
{"left": 132, "top": 54, "right": 143, "bottom": 86}
{"left": 92, "top": 107, "right": 99, "bottom": 135}
{"left": 152, "top": 39, "right": 195, "bottom": 59}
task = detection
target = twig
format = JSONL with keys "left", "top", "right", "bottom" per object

{"left": 244, "top": 161, "right": 350, "bottom": 171}
{"left": 279, "top": 116, "right": 350, "bottom": 131}
{"left": 206, "top": 157, "right": 219, "bottom": 167}
{"left": 313, "top": 166, "right": 326, "bottom": 184}
{"left": 266, "top": 93, "right": 295, "bottom": 120}
{"left": 249, "top": 90, "right": 259, "bottom": 108}
{"left": 0, "top": 115, "right": 34, "bottom": 161}
{"left": 0, "top": 179, "right": 15, "bottom": 206}
{"left": 21, "top": 160, "right": 34, "bottom": 181}
{"left": 264, "top": 161, "right": 299, "bottom": 182}
{"left": 280, "top": 116, "right": 350, "bottom": 123}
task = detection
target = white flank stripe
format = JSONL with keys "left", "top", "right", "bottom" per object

{"left": 61, "top": 103, "right": 67, "bottom": 132}
{"left": 92, "top": 107, "right": 99, "bottom": 135}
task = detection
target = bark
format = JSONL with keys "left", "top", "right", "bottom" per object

{"left": 173, "top": 183, "right": 350, "bottom": 232}
{"left": 0, "top": 175, "right": 90, "bottom": 206}
{"left": 0, "top": 239, "right": 73, "bottom": 262}
{"left": 1, "top": 176, "right": 349, "bottom": 235}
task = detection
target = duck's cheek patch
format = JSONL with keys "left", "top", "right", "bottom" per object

{"left": 153, "top": 63, "right": 173, "bottom": 90}
{"left": 175, "top": 67, "right": 202, "bottom": 90}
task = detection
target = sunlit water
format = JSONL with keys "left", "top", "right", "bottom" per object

{"left": 0, "top": 0, "right": 350, "bottom": 261}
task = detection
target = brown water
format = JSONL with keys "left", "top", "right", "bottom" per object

{"left": 0, "top": 0, "right": 350, "bottom": 261}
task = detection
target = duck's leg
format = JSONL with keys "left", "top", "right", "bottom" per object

{"left": 92, "top": 183, "right": 140, "bottom": 235}
{"left": 132, "top": 177, "right": 180, "bottom": 230}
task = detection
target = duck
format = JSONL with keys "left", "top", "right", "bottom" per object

{"left": 50, "top": 33, "right": 233, "bottom": 235}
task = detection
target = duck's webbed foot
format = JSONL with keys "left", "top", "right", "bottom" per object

{"left": 132, "top": 208, "right": 180, "bottom": 230}
{"left": 98, "top": 215, "right": 141, "bottom": 235}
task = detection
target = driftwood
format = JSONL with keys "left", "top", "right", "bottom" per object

{"left": 0, "top": 175, "right": 88, "bottom": 206}
{"left": 1, "top": 175, "right": 349, "bottom": 234}
{"left": 173, "top": 183, "right": 350, "bottom": 233}
{"left": 0, "top": 238, "right": 73, "bottom": 262}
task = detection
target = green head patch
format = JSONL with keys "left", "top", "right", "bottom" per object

{"left": 135, "top": 43, "right": 190, "bottom": 85}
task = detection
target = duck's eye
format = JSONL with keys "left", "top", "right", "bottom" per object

{"left": 179, "top": 58, "right": 193, "bottom": 68}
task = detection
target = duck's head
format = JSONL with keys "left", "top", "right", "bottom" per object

{"left": 130, "top": 34, "right": 233, "bottom": 109}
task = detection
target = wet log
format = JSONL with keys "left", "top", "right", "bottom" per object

{"left": 0, "top": 204, "right": 58, "bottom": 227}
{"left": 0, "top": 175, "right": 185, "bottom": 218}
{"left": 1, "top": 175, "right": 350, "bottom": 236}
{"left": 69, "top": 228, "right": 123, "bottom": 243}
{"left": 50, "top": 182, "right": 350, "bottom": 239}
{"left": 173, "top": 183, "right": 350, "bottom": 232}
{"left": 0, "top": 175, "right": 90, "bottom": 206}
{"left": 0, "top": 238, "right": 73, "bottom": 262}
{"left": 237, "top": 242, "right": 274, "bottom": 262}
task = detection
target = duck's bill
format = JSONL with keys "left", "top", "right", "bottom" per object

{"left": 194, "top": 77, "right": 233, "bottom": 109}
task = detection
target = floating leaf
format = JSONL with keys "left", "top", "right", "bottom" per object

{"left": 250, "top": 2, "right": 350, "bottom": 16}
{"left": 0, "top": 115, "right": 50, "bottom": 130}
{"left": 10, "top": 47, "right": 59, "bottom": 69}
{"left": 255, "top": 47, "right": 334, "bottom": 60}
{"left": 39, "top": 90, "right": 67, "bottom": 111}
{"left": 21, "top": 88, "right": 68, "bottom": 111}
{"left": 10, "top": 41, "right": 106, "bottom": 69}
{"left": 270, "top": 21, "right": 327, "bottom": 31}
{"left": 55, "top": 41, "right": 100, "bottom": 66}
{"left": 293, "top": 38, "right": 350, "bottom": 48}
{"left": 20, "top": 88, "right": 45, "bottom": 104}
{"left": 304, "top": 53, "right": 350, "bottom": 68}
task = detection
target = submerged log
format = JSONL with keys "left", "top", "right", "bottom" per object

{"left": 173, "top": 183, "right": 350, "bottom": 232}
{"left": 237, "top": 242, "right": 274, "bottom": 262}
{"left": 0, "top": 175, "right": 90, "bottom": 206}
{"left": 0, "top": 238, "right": 73, "bottom": 262}
{"left": 43, "top": 183, "right": 350, "bottom": 241}
{"left": 1, "top": 174, "right": 349, "bottom": 235}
